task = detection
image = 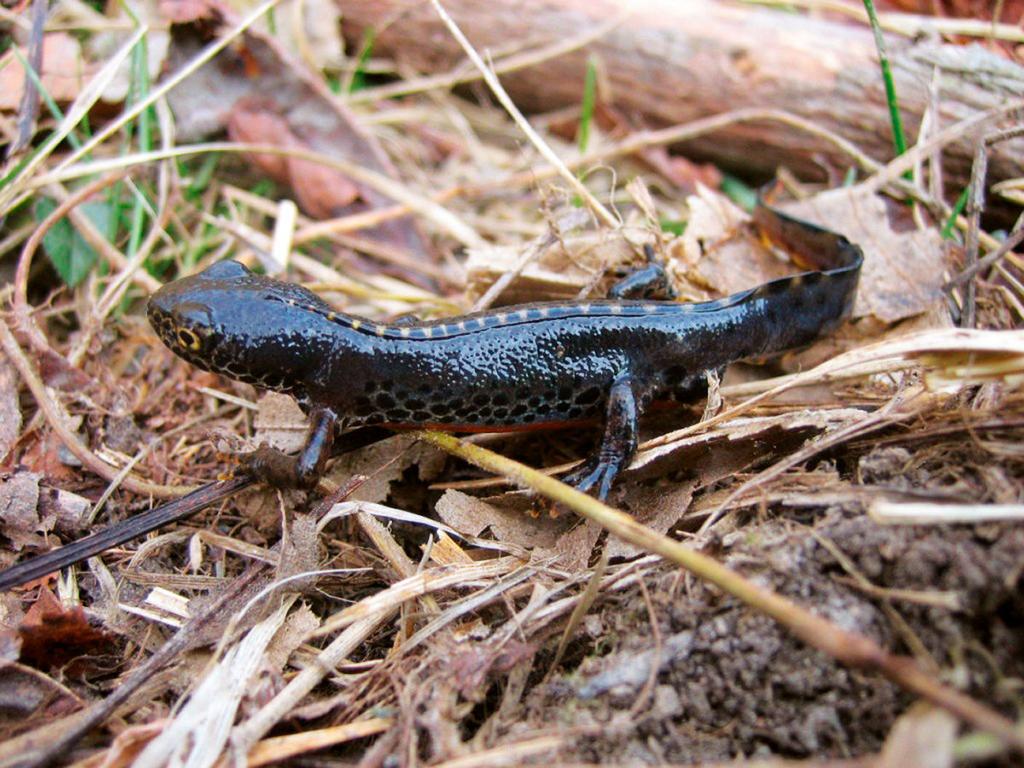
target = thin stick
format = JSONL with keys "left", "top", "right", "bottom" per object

{"left": 0, "top": 476, "right": 253, "bottom": 592}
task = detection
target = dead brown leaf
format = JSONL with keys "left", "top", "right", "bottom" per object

{"left": 254, "top": 393, "right": 308, "bottom": 454}
{"left": 780, "top": 186, "right": 949, "bottom": 324}
{"left": 165, "top": 27, "right": 429, "bottom": 257}
{"left": 325, "top": 435, "right": 444, "bottom": 504}
{"left": 16, "top": 588, "right": 116, "bottom": 671}
{"left": 227, "top": 99, "right": 361, "bottom": 219}
{"left": 435, "top": 490, "right": 610, "bottom": 571}
{"left": 675, "top": 186, "right": 783, "bottom": 296}
{"left": 435, "top": 490, "right": 567, "bottom": 550}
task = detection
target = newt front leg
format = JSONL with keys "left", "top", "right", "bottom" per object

{"left": 239, "top": 407, "right": 336, "bottom": 488}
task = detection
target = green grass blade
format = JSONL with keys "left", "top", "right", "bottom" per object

{"left": 347, "top": 27, "right": 377, "bottom": 93}
{"left": 941, "top": 186, "right": 970, "bottom": 241}
{"left": 862, "top": 0, "right": 907, "bottom": 157}
{"left": 577, "top": 55, "right": 598, "bottom": 155}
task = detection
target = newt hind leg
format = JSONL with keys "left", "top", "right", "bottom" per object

{"left": 560, "top": 374, "right": 641, "bottom": 501}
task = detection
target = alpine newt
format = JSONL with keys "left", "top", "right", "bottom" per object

{"left": 148, "top": 202, "right": 862, "bottom": 500}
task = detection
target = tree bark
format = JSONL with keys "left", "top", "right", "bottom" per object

{"left": 340, "top": 0, "right": 1024, "bottom": 191}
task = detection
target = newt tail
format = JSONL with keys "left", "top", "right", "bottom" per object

{"left": 148, "top": 201, "right": 862, "bottom": 499}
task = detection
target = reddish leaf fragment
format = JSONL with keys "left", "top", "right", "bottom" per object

{"left": 640, "top": 147, "right": 723, "bottom": 193}
{"left": 158, "top": 0, "right": 220, "bottom": 24}
{"left": 0, "top": 33, "right": 85, "bottom": 111}
{"left": 165, "top": 29, "right": 430, "bottom": 258}
{"left": 228, "top": 100, "right": 360, "bottom": 219}
{"left": 17, "top": 588, "right": 116, "bottom": 671}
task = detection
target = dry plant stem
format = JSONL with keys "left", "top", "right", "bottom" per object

{"left": 355, "top": 509, "right": 444, "bottom": 618}
{"left": 0, "top": 318, "right": 187, "bottom": 498}
{"left": 428, "top": 736, "right": 565, "bottom": 768}
{"left": 752, "top": 0, "right": 1024, "bottom": 41}
{"left": 416, "top": 430, "right": 1024, "bottom": 751}
{"left": 960, "top": 125, "right": 1024, "bottom": 327}
{"left": 15, "top": 563, "right": 268, "bottom": 768}
{"left": 12, "top": 172, "right": 127, "bottom": 356}
{"left": 864, "top": 102, "right": 1023, "bottom": 195}
{"left": 945, "top": 219, "right": 1024, "bottom": 290}
{"left": 8, "top": 0, "right": 47, "bottom": 157}
{"left": 0, "top": 26, "right": 145, "bottom": 217}
{"left": 428, "top": 0, "right": 619, "bottom": 230}
{"left": 963, "top": 141, "right": 987, "bottom": 328}
{"left": 548, "top": 548, "right": 607, "bottom": 676}
{"left": 311, "top": 557, "right": 518, "bottom": 638}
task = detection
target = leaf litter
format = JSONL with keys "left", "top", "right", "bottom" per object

{"left": 0, "top": 0, "right": 1023, "bottom": 766}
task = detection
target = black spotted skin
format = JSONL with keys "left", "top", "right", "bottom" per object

{"left": 148, "top": 203, "right": 863, "bottom": 498}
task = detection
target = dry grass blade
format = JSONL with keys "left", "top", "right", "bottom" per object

{"left": 311, "top": 557, "right": 521, "bottom": 639}
{"left": 869, "top": 501, "right": 1024, "bottom": 524}
{"left": 132, "top": 598, "right": 296, "bottom": 768}
{"left": 233, "top": 719, "right": 393, "bottom": 768}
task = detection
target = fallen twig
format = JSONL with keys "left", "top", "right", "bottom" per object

{"left": 0, "top": 476, "right": 254, "bottom": 592}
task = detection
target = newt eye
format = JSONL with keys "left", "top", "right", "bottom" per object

{"left": 177, "top": 328, "right": 202, "bottom": 351}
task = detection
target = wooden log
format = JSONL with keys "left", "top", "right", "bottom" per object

{"left": 340, "top": 0, "right": 1024, "bottom": 191}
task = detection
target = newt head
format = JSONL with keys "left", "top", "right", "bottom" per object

{"left": 147, "top": 260, "right": 331, "bottom": 392}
